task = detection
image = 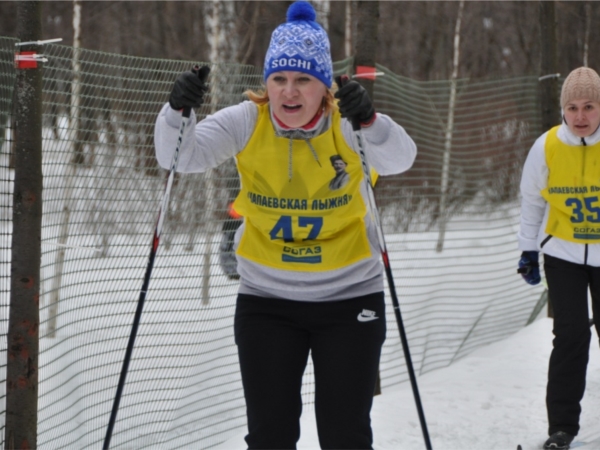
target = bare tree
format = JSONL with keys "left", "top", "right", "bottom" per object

{"left": 344, "top": 0, "right": 352, "bottom": 58}
{"left": 354, "top": 1, "right": 378, "bottom": 97}
{"left": 1, "top": 1, "right": 600, "bottom": 81}
{"left": 539, "top": 0, "right": 560, "bottom": 132}
{"left": 437, "top": 0, "right": 465, "bottom": 253}
{"left": 583, "top": 2, "right": 591, "bottom": 67}
{"left": 6, "top": 2, "right": 43, "bottom": 448}
{"left": 313, "top": 0, "right": 330, "bottom": 32}
{"left": 199, "top": 0, "right": 242, "bottom": 302}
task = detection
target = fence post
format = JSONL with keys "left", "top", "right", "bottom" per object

{"left": 5, "top": 2, "right": 43, "bottom": 449}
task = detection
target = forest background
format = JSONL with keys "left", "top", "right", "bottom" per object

{"left": 0, "top": 1, "right": 597, "bottom": 82}
{"left": 1, "top": 1, "right": 595, "bottom": 448}
{"left": 0, "top": 0, "right": 600, "bottom": 448}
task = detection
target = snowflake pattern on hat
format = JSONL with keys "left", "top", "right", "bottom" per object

{"left": 264, "top": 1, "right": 333, "bottom": 88}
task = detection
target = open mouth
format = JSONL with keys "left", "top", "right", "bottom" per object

{"left": 283, "top": 104, "right": 302, "bottom": 112}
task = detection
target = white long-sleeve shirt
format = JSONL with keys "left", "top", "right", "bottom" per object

{"left": 155, "top": 101, "right": 417, "bottom": 301}
{"left": 518, "top": 121, "right": 600, "bottom": 266}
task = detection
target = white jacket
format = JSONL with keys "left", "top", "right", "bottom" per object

{"left": 155, "top": 101, "right": 417, "bottom": 301}
{"left": 518, "top": 121, "right": 600, "bottom": 266}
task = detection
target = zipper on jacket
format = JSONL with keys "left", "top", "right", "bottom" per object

{"left": 582, "top": 137, "right": 587, "bottom": 178}
{"left": 582, "top": 137, "right": 588, "bottom": 265}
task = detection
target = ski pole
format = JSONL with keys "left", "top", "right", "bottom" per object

{"left": 336, "top": 75, "right": 433, "bottom": 450}
{"left": 103, "top": 105, "right": 192, "bottom": 450}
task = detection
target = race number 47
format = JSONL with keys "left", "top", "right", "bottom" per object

{"left": 269, "top": 215, "right": 323, "bottom": 242}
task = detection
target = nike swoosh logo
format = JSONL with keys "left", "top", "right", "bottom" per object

{"left": 357, "top": 313, "right": 379, "bottom": 322}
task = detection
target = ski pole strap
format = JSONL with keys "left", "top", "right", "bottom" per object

{"left": 517, "top": 261, "right": 538, "bottom": 275}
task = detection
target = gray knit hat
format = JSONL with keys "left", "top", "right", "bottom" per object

{"left": 560, "top": 67, "right": 600, "bottom": 108}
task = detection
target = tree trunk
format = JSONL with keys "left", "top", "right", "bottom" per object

{"left": 436, "top": 0, "right": 465, "bottom": 253}
{"left": 344, "top": 0, "right": 352, "bottom": 59}
{"left": 583, "top": 2, "right": 591, "bottom": 67}
{"left": 201, "top": 0, "right": 239, "bottom": 303}
{"left": 539, "top": 0, "right": 559, "bottom": 319}
{"left": 354, "top": 0, "right": 381, "bottom": 396}
{"left": 314, "top": 0, "right": 330, "bottom": 32}
{"left": 539, "top": 1, "right": 560, "bottom": 132}
{"left": 353, "top": 1, "right": 378, "bottom": 98}
{"left": 5, "top": 2, "right": 43, "bottom": 448}
{"left": 71, "top": 0, "right": 84, "bottom": 165}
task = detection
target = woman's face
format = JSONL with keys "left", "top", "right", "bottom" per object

{"left": 563, "top": 99, "right": 600, "bottom": 138}
{"left": 266, "top": 71, "right": 327, "bottom": 128}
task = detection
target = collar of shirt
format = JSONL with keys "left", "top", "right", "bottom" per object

{"left": 558, "top": 120, "right": 600, "bottom": 146}
{"left": 270, "top": 107, "right": 330, "bottom": 137}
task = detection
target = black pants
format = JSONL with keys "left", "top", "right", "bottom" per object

{"left": 234, "top": 292, "right": 386, "bottom": 450}
{"left": 544, "top": 254, "right": 600, "bottom": 436}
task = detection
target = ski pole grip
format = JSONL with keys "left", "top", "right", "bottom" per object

{"left": 335, "top": 74, "right": 361, "bottom": 132}
{"left": 180, "top": 64, "right": 205, "bottom": 119}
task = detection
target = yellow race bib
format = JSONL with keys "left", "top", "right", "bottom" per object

{"left": 542, "top": 126, "right": 600, "bottom": 242}
{"left": 233, "top": 105, "right": 373, "bottom": 271}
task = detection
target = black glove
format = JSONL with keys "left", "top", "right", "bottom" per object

{"left": 169, "top": 65, "right": 211, "bottom": 111}
{"left": 334, "top": 80, "right": 375, "bottom": 124}
{"left": 517, "top": 251, "right": 541, "bottom": 285}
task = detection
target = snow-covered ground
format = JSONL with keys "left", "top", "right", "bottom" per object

{"left": 215, "top": 317, "right": 600, "bottom": 450}
{"left": 5, "top": 122, "right": 591, "bottom": 449}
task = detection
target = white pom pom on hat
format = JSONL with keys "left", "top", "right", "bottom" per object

{"left": 560, "top": 67, "right": 600, "bottom": 108}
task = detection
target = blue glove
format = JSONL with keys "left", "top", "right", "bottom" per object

{"left": 517, "top": 251, "right": 541, "bottom": 285}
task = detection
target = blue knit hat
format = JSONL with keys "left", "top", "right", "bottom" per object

{"left": 264, "top": 1, "right": 333, "bottom": 88}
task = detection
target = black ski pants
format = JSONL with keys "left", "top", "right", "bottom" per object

{"left": 544, "top": 254, "right": 600, "bottom": 437}
{"left": 234, "top": 292, "right": 386, "bottom": 450}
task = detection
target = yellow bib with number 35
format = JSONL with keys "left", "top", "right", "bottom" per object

{"left": 233, "top": 104, "right": 373, "bottom": 271}
{"left": 542, "top": 126, "right": 600, "bottom": 242}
